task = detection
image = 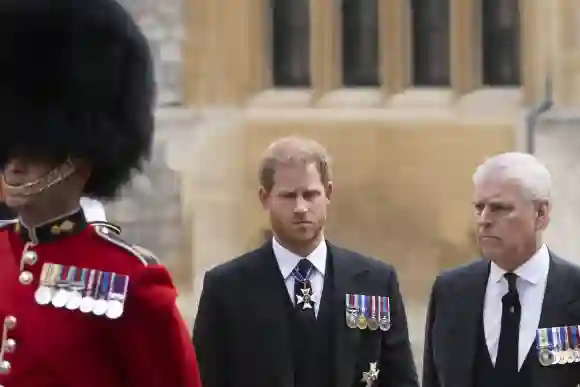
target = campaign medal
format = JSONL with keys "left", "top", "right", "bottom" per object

{"left": 65, "top": 268, "right": 88, "bottom": 310}
{"left": 378, "top": 296, "right": 391, "bottom": 331}
{"left": 554, "top": 327, "right": 567, "bottom": 365}
{"left": 34, "top": 263, "right": 58, "bottom": 305}
{"left": 52, "top": 266, "right": 76, "bottom": 308}
{"left": 80, "top": 269, "right": 100, "bottom": 313}
{"left": 357, "top": 294, "right": 368, "bottom": 330}
{"left": 106, "top": 273, "right": 129, "bottom": 319}
{"left": 536, "top": 327, "right": 554, "bottom": 366}
{"left": 92, "top": 271, "right": 112, "bottom": 316}
{"left": 345, "top": 294, "right": 358, "bottom": 329}
{"left": 562, "top": 326, "right": 575, "bottom": 364}
{"left": 367, "top": 296, "right": 379, "bottom": 331}
{"left": 574, "top": 325, "right": 580, "bottom": 362}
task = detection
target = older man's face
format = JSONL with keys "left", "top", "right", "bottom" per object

{"left": 472, "top": 178, "right": 549, "bottom": 270}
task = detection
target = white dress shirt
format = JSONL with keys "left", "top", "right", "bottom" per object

{"left": 272, "top": 236, "right": 327, "bottom": 317}
{"left": 80, "top": 197, "right": 107, "bottom": 222}
{"left": 483, "top": 243, "right": 550, "bottom": 370}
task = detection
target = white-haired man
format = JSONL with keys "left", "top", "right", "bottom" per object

{"left": 423, "top": 152, "right": 580, "bottom": 387}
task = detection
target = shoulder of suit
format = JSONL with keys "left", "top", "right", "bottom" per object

{"left": 91, "top": 223, "right": 160, "bottom": 266}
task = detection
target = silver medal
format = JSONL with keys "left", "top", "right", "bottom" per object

{"left": 92, "top": 299, "right": 108, "bottom": 316}
{"left": 51, "top": 289, "right": 69, "bottom": 308}
{"left": 34, "top": 286, "right": 54, "bottom": 305}
{"left": 106, "top": 300, "right": 124, "bottom": 319}
{"left": 65, "top": 291, "right": 83, "bottom": 310}
{"left": 79, "top": 297, "right": 95, "bottom": 313}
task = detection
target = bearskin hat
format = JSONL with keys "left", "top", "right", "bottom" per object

{"left": 0, "top": 0, "right": 155, "bottom": 199}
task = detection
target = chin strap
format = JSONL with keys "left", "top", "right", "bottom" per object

{"left": 2, "top": 159, "right": 76, "bottom": 197}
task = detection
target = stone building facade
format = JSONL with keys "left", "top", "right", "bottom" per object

{"left": 102, "top": 0, "right": 580, "bottom": 370}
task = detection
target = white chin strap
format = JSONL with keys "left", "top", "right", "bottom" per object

{"left": 2, "top": 160, "right": 76, "bottom": 197}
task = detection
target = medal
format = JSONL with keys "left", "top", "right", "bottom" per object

{"left": 106, "top": 273, "right": 129, "bottom": 319}
{"left": 296, "top": 286, "right": 316, "bottom": 310}
{"left": 52, "top": 266, "right": 76, "bottom": 308}
{"left": 554, "top": 327, "right": 567, "bottom": 365}
{"left": 357, "top": 295, "right": 368, "bottom": 330}
{"left": 367, "top": 296, "right": 379, "bottom": 331}
{"left": 93, "top": 271, "right": 112, "bottom": 316}
{"left": 570, "top": 325, "right": 580, "bottom": 363}
{"left": 345, "top": 294, "right": 358, "bottom": 329}
{"left": 65, "top": 268, "right": 88, "bottom": 310}
{"left": 361, "top": 362, "right": 380, "bottom": 387}
{"left": 80, "top": 269, "right": 100, "bottom": 313}
{"left": 536, "top": 328, "right": 554, "bottom": 366}
{"left": 34, "top": 263, "right": 57, "bottom": 305}
{"left": 378, "top": 296, "right": 391, "bottom": 331}
{"left": 563, "top": 326, "right": 575, "bottom": 364}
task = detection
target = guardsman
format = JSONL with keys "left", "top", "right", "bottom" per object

{"left": 0, "top": 0, "right": 203, "bottom": 387}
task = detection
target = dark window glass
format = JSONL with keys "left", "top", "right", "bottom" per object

{"left": 342, "top": 0, "right": 379, "bottom": 86}
{"left": 411, "top": 0, "right": 451, "bottom": 86}
{"left": 482, "top": 0, "right": 521, "bottom": 86}
{"left": 271, "top": 0, "right": 311, "bottom": 87}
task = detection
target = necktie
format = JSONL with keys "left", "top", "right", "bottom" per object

{"left": 495, "top": 272, "right": 520, "bottom": 376}
{"left": 291, "top": 259, "right": 317, "bottom": 387}
{"left": 293, "top": 259, "right": 316, "bottom": 321}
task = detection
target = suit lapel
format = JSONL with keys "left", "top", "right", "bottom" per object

{"left": 248, "top": 241, "right": 295, "bottom": 387}
{"left": 448, "top": 260, "right": 490, "bottom": 387}
{"left": 330, "top": 244, "right": 368, "bottom": 387}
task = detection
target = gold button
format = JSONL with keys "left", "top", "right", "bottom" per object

{"left": 0, "top": 360, "right": 10, "bottom": 374}
{"left": 4, "top": 338, "right": 15, "bottom": 353}
{"left": 4, "top": 316, "right": 16, "bottom": 330}
{"left": 21, "top": 250, "right": 37, "bottom": 265}
{"left": 18, "top": 271, "right": 33, "bottom": 285}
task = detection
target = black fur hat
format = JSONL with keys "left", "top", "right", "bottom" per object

{"left": 0, "top": 0, "right": 155, "bottom": 199}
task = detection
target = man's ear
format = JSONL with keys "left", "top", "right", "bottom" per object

{"left": 535, "top": 200, "right": 550, "bottom": 230}
{"left": 325, "top": 181, "right": 333, "bottom": 202}
{"left": 258, "top": 186, "right": 270, "bottom": 210}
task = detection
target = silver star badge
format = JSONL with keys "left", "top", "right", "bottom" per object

{"left": 296, "top": 287, "right": 316, "bottom": 310}
{"left": 361, "top": 362, "right": 380, "bottom": 387}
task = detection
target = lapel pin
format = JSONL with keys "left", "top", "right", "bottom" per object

{"left": 361, "top": 362, "right": 379, "bottom": 387}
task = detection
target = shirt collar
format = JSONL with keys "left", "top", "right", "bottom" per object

{"left": 489, "top": 243, "right": 550, "bottom": 285}
{"left": 272, "top": 236, "right": 327, "bottom": 279}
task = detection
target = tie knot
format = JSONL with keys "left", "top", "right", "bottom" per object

{"left": 296, "top": 259, "right": 313, "bottom": 278}
{"left": 504, "top": 272, "right": 518, "bottom": 293}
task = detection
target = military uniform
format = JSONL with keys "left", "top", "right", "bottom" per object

{"left": 0, "top": 210, "right": 201, "bottom": 387}
{"left": 0, "top": 0, "right": 203, "bottom": 384}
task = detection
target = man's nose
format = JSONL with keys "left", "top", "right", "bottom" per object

{"left": 476, "top": 207, "right": 492, "bottom": 226}
{"left": 294, "top": 197, "right": 308, "bottom": 213}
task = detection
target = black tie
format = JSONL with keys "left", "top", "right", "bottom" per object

{"left": 495, "top": 272, "right": 520, "bottom": 377}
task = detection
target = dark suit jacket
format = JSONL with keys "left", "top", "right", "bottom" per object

{"left": 422, "top": 253, "right": 580, "bottom": 387}
{"left": 192, "top": 240, "right": 419, "bottom": 387}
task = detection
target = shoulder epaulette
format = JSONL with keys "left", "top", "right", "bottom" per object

{"left": 92, "top": 224, "right": 159, "bottom": 266}
{"left": 0, "top": 219, "right": 18, "bottom": 230}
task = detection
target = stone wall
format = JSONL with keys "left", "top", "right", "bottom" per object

{"left": 119, "top": 0, "right": 185, "bottom": 105}
{"left": 534, "top": 108, "right": 580, "bottom": 264}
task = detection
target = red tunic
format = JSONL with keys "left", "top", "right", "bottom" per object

{"left": 0, "top": 210, "right": 202, "bottom": 387}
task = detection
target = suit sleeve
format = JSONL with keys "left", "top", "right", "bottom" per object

{"left": 422, "top": 276, "right": 441, "bottom": 387}
{"left": 380, "top": 268, "right": 420, "bottom": 387}
{"left": 192, "top": 270, "right": 226, "bottom": 387}
{"left": 113, "top": 265, "right": 203, "bottom": 387}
